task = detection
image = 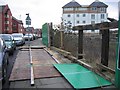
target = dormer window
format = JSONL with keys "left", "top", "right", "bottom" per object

{"left": 100, "top": 7, "right": 106, "bottom": 12}
{"left": 91, "top": 7, "right": 97, "bottom": 11}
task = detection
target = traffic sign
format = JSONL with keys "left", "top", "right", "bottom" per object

{"left": 26, "top": 14, "right": 31, "bottom": 25}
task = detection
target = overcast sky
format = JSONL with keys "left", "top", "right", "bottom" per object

{"left": 0, "top": 0, "right": 119, "bottom": 28}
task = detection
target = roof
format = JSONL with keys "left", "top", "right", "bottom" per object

{"left": 0, "top": 5, "right": 11, "bottom": 13}
{"left": 27, "top": 27, "right": 34, "bottom": 30}
{"left": 12, "top": 17, "right": 23, "bottom": 24}
{"left": 89, "top": 0, "right": 108, "bottom": 7}
{"left": 62, "top": 0, "right": 81, "bottom": 8}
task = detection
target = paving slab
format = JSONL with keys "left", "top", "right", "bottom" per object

{"left": 9, "top": 67, "right": 31, "bottom": 81}
{"left": 33, "top": 66, "right": 61, "bottom": 79}
{"left": 32, "top": 49, "right": 56, "bottom": 64}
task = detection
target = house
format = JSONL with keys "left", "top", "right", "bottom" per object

{"left": 0, "top": 4, "right": 12, "bottom": 34}
{"left": 62, "top": 0, "right": 108, "bottom": 28}
{"left": 34, "top": 28, "right": 42, "bottom": 38}
{"left": 25, "top": 27, "right": 34, "bottom": 34}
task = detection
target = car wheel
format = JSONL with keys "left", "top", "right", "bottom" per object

{"left": 14, "top": 47, "right": 16, "bottom": 50}
{"left": 9, "top": 50, "right": 14, "bottom": 56}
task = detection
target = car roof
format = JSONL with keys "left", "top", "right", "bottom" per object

{"left": 12, "top": 33, "right": 23, "bottom": 35}
{"left": 0, "top": 34, "right": 11, "bottom": 37}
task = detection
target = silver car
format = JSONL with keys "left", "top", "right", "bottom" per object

{"left": 0, "top": 38, "right": 9, "bottom": 89}
{"left": 0, "top": 34, "right": 16, "bottom": 55}
{"left": 24, "top": 33, "right": 34, "bottom": 41}
{"left": 12, "top": 33, "right": 25, "bottom": 46}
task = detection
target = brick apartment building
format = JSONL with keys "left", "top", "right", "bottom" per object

{"left": 25, "top": 27, "right": 34, "bottom": 34}
{"left": 0, "top": 4, "right": 25, "bottom": 34}
{"left": 34, "top": 28, "right": 42, "bottom": 37}
{"left": 12, "top": 17, "right": 25, "bottom": 34}
{"left": 0, "top": 4, "right": 12, "bottom": 34}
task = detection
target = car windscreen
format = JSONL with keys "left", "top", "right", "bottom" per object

{"left": 0, "top": 35, "right": 11, "bottom": 41}
{"left": 25, "top": 34, "right": 32, "bottom": 36}
{"left": 12, "top": 35, "right": 22, "bottom": 37}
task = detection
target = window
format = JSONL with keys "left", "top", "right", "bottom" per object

{"left": 76, "top": 14, "right": 79, "bottom": 17}
{"left": 101, "top": 14, "right": 105, "bottom": 19}
{"left": 13, "top": 23, "right": 16, "bottom": 26}
{"left": 101, "top": 20, "right": 104, "bottom": 23}
{"left": 5, "top": 21, "right": 9, "bottom": 24}
{"left": 77, "top": 21, "right": 79, "bottom": 24}
{"left": 5, "top": 14, "right": 9, "bottom": 18}
{"left": 83, "top": 14, "right": 86, "bottom": 17}
{"left": 91, "top": 7, "right": 97, "bottom": 11}
{"left": 13, "top": 27, "right": 17, "bottom": 31}
{"left": 64, "top": 8, "right": 74, "bottom": 11}
{"left": 67, "top": 14, "right": 71, "bottom": 17}
{"left": 91, "top": 21, "right": 95, "bottom": 24}
{"left": 68, "top": 21, "right": 71, "bottom": 24}
{"left": 91, "top": 14, "right": 95, "bottom": 19}
{"left": 79, "top": 8, "right": 88, "bottom": 11}
{"left": 5, "top": 27, "right": 9, "bottom": 31}
{"left": 100, "top": 8, "right": 106, "bottom": 12}
{"left": 83, "top": 21, "right": 86, "bottom": 24}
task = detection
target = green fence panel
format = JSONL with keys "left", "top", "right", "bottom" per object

{"left": 115, "top": 2, "right": 120, "bottom": 89}
{"left": 42, "top": 23, "right": 49, "bottom": 47}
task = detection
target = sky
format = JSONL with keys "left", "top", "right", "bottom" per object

{"left": 0, "top": 0, "right": 119, "bottom": 29}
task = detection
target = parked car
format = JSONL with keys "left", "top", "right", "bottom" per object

{"left": 24, "top": 33, "right": 34, "bottom": 41}
{"left": 0, "top": 34, "right": 16, "bottom": 55}
{"left": 0, "top": 38, "right": 9, "bottom": 87}
{"left": 10, "top": 35, "right": 16, "bottom": 50}
{"left": 33, "top": 34, "right": 38, "bottom": 40}
{"left": 12, "top": 33, "right": 25, "bottom": 46}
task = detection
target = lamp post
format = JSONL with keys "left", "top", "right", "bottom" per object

{"left": 25, "top": 13, "right": 31, "bottom": 46}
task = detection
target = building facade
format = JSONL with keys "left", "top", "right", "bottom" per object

{"left": 62, "top": 0, "right": 108, "bottom": 28}
{"left": 0, "top": 5, "right": 12, "bottom": 34}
